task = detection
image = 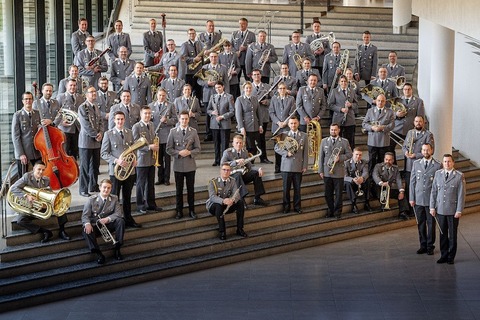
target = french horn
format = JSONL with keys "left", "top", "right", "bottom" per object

{"left": 194, "top": 68, "right": 221, "bottom": 82}
{"left": 59, "top": 108, "right": 79, "bottom": 126}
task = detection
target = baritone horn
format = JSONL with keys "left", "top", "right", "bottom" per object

{"left": 380, "top": 184, "right": 390, "bottom": 209}
{"left": 307, "top": 119, "right": 322, "bottom": 171}
{"left": 114, "top": 136, "right": 149, "bottom": 181}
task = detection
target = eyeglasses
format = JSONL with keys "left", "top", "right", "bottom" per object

{"left": 87, "top": 91, "right": 96, "bottom": 94}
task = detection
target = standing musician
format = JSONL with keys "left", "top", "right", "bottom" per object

{"left": 296, "top": 74, "right": 326, "bottom": 133}
{"left": 58, "top": 65, "right": 82, "bottom": 95}
{"left": 78, "top": 86, "right": 104, "bottom": 197}
{"left": 327, "top": 75, "right": 358, "bottom": 148}
{"left": 382, "top": 51, "right": 405, "bottom": 79}
{"left": 33, "top": 83, "right": 60, "bottom": 126}
{"left": 108, "top": 90, "right": 141, "bottom": 130}
{"left": 110, "top": 46, "right": 136, "bottom": 92}
{"left": 132, "top": 106, "right": 162, "bottom": 214}
{"left": 10, "top": 161, "right": 70, "bottom": 242}
{"left": 123, "top": 62, "right": 152, "bottom": 107}
{"left": 275, "top": 116, "right": 309, "bottom": 214}
{"left": 71, "top": 18, "right": 90, "bottom": 57}
{"left": 166, "top": 111, "right": 201, "bottom": 220}
{"left": 283, "top": 30, "right": 314, "bottom": 77}
{"left": 150, "top": 88, "right": 177, "bottom": 186}
{"left": 305, "top": 20, "right": 331, "bottom": 75}
{"left": 273, "top": 63, "right": 298, "bottom": 98}
{"left": 354, "top": 30, "right": 378, "bottom": 85}
{"left": 344, "top": 148, "right": 371, "bottom": 214}
{"left": 296, "top": 58, "right": 322, "bottom": 89}
{"left": 96, "top": 77, "right": 117, "bottom": 133}
{"left": 345, "top": 68, "right": 362, "bottom": 101}
{"left": 160, "top": 65, "right": 185, "bottom": 102}
{"left": 198, "top": 20, "right": 222, "bottom": 56}
{"left": 101, "top": 111, "right": 141, "bottom": 228}
{"left": 148, "top": 39, "right": 187, "bottom": 80}
{"left": 173, "top": 84, "right": 201, "bottom": 131}
{"left": 269, "top": 82, "right": 296, "bottom": 173}
{"left": 82, "top": 179, "right": 125, "bottom": 264}
{"left": 409, "top": 143, "right": 441, "bottom": 255}
{"left": 207, "top": 81, "right": 235, "bottom": 166}
{"left": 372, "top": 152, "right": 410, "bottom": 220}
{"left": 322, "top": 42, "right": 348, "bottom": 92}
{"left": 245, "top": 30, "right": 278, "bottom": 84}
{"left": 367, "top": 67, "right": 398, "bottom": 106}
{"left": 143, "top": 18, "right": 164, "bottom": 68}
{"left": 107, "top": 20, "right": 132, "bottom": 61}
{"left": 181, "top": 28, "right": 203, "bottom": 100}
{"left": 430, "top": 154, "right": 466, "bottom": 265}
{"left": 319, "top": 123, "right": 353, "bottom": 219}
{"left": 235, "top": 82, "right": 263, "bottom": 157}
{"left": 207, "top": 162, "right": 248, "bottom": 241}
{"left": 12, "top": 92, "right": 42, "bottom": 175}
{"left": 221, "top": 135, "right": 268, "bottom": 206}
{"left": 74, "top": 35, "right": 108, "bottom": 90}
{"left": 231, "top": 17, "right": 256, "bottom": 82}
{"left": 219, "top": 41, "right": 241, "bottom": 99}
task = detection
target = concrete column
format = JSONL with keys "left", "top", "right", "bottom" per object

{"left": 428, "top": 23, "right": 455, "bottom": 159}
{"left": 417, "top": 18, "right": 433, "bottom": 108}
{"left": 392, "top": 0, "right": 412, "bottom": 34}
{"left": 3, "top": 0, "right": 14, "bottom": 75}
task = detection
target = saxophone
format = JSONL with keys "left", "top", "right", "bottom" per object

{"left": 231, "top": 143, "right": 262, "bottom": 175}
{"left": 114, "top": 137, "right": 149, "bottom": 181}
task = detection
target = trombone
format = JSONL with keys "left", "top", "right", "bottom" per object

{"left": 379, "top": 184, "right": 390, "bottom": 209}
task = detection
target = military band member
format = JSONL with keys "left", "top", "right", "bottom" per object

{"left": 107, "top": 20, "right": 132, "bottom": 61}
{"left": 143, "top": 18, "right": 164, "bottom": 68}
{"left": 319, "top": 123, "right": 353, "bottom": 219}
{"left": 273, "top": 64, "right": 298, "bottom": 97}
{"left": 322, "top": 42, "right": 347, "bottom": 91}
{"left": 327, "top": 75, "right": 358, "bottom": 148}
{"left": 305, "top": 20, "right": 331, "bottom": 75}
{"left": 148, "top": 39, "right": 186, "bottom": 80}
{"left": 362, "top": 94, "right": 395, "bottom": 175}
{"left": 198, "top": 20, "right": 222, "bottom": 56}
{"left": 74, "top": 35, "right": 108, "bottom": 90}
{"left": 82, "top": 179, "right": 125, "bottom": 264}
{"left": 344, "top": 148, "right": 371, "bottom": 214}
{"left": 33, "top": 83, "right": 60, "bottom": 126}
{"left": 366, "top": 67, "right": 398, "bottom": 106}
{"left": 231, "top": 17, "right": 256, "bottom": 82}
{"left": 10, "top": 161, "right": 70, "bottom": 243}
{"left": 345, "top": 68, "right": 362, "bottom": 102}
{"left": 173, "top": 84, "right": 201, "bottom": 131}
{"left": 245, "top": 30, "right": 278, "bottom": 84}
{"left": 96, "top": 77, "right": 117, "bottom": 133}
{"left": 123, "top": 62, "right": 152, "bottom": 107}
{"left": 207, "top": 81, "right": 235, "bottom": 166}
{"left": 150, "top": 88, "right": 177, "bottom": 186}
{"left": 275, "top": 116, "right": 309, "bottom": 214}
{"left": 430, "top": 154, "right": 466, "bottom": 264}
{"left": 409, "top": 143, "right": 441, "bottom": 255}
{"left": 283, "top": 31, "right": 314, "bottom": 77}
{"left": 354, "top": 30, "right": 378, "bottom": 84}
{"left": 101, "top": 111, "right": 141, "bottom": 228}
{"left": 57, "top": 65, "right": 82, "bottom": 95}
{"left": 206, "top": 162, "right": 248, "bottom": 240}
{"left": 251, "top": 69, "right": 273, "bottom": 164}
{"left": 296, "top": 74, "right": 326, "bottom": 132}
{"left": 12, "top": 92, "right": 42, "bottom": 175}
{"left": 110, "top": 46, "right": 136, "bottom": 92}
{"left": 236, "top": 82, "right": 263, "bottom": 157}
{"left": 160, "top": 65, "right": 185, "bottom": 102}
{"left": 166, "top": 111, "right": 201, "bottom": 219}
{"left": 78, "top": 86, "right": 104, "bottom": 196}
{"left": 181, "top": 28, "right": 204, "bottom": 100}
{"left": 382, "top": 51, "right": 405, "bottom": 79}
{"left": 221, "top": 135, "right": 268, "bottom": 206}
{"left": 108, "top": 90, "right": 141, "bottom": 130}
{"left": 372, "top": 152, "right": 410, "bottom": 220}
{"left": 219, "top": 41, "right": 241, "bottom": 99}
{"left": 71, "top": 18, "right": 89, "bottom": 57}
{"left": 296, "top": 58, "right": 322, "bottom": 89}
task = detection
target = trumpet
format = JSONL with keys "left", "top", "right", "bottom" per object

{"left": 153, "top": 136, "right": 160, "bottom": 167}
{"left": 114, "top": 137, "right": 149, "bottom": 181}
{"left": 327, "top": 147, "right": 342, "bottom": 174}
{"left": 293, "top": 53, "right": 303, "bottom": 71}
{"left": 96, "top": 217, "right": 117, "bottom": 245}
{"left": 379, "top": 184, "right": 390, "bottom": 209}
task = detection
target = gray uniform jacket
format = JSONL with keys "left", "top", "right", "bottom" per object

{"left": 364, "top": 78, "right": 398, "bottom": 104}
{"left": 354, "top": 43, "right": 378, "bottom": 81}
{"left": 394, "top": 96, "right": 425, "bottom": 135}
{"left": 322, "top": 53, "right": 350, "bottom": 87}
{"left": 107, "top": 32, "right": 132, "bottom": 60}
{"left": 160, "top": 77, "right": 185, "bottom": 102}
{"left": 296, "top": 69, "right": 322, "bottom": 88}
{"left": 296, "top": 86, "right": 326, "bottom": 125}
{"left": 207, "top": 93, "right": 235, "bottom": 130}
{"left": 11, "top": 172, "right": 50, "bottom": 198}
{"left": 274, "top": 130, "right": 309, "bottom": 172}
{"left": 327, "top": 86, "right": 358, "bottom": 126}
{"left": 283, "top": 42, "right": 314, "bottom": 75}
{"left": 57, "top": 77, "right": 82, "bottom": 96}
{"left": 150, "top": 101, "right": 177, "bottom": 142}
{"left": 245, "top": 42, "right": 278, "bottom": 77}
{"left": 219, "top": 52, "right": 241, "bottom": 85}
{"left": 197, "top": 64, "right": 230, "bottom": 104}
{"left": 78, "top": 101, "right": 104, "bottom": 149}
{"left": 273, "top": 75, "right": 298, "bottom": 97}
{"left": 362, "top": 107, "right": 395, "bottom": 147}
{"left": 101, "top": 127, "right": 136, "bottom": 176}
{"left": 372, "top": 163, "right": 403, "bottom": 190}
{"left": 33, "top": 97, "right": 61, "bottom": 122}
{"left": 143, "top": 30, "right": 163, "bottom": 67}
{"left": 110, "top": 59, "right": 136, "bottom": 91}
{"left": 74, "top": 49, "right": 108, "bottom": 88}
{"left": 344, "top": 159, "right": 369, "bottom": 183}
{"left": 149, "top": 51, "right": 187, "bottom": 80}
{"left": 402, "top": 129, "right": 435, "bottom": 172}
{"left": 231, "top": 30, "right": 256, "bottom": 65}
{"left": 71, "top": 30, "right": 90, "bottom": 56}
{"left": 206, "top": 176, "right": 239, "bottom": 211}
{"left": 430, "top": 169, "right": 466, "bottom": 215}
{"left": 108, "top": 103, "right": 141, "bottom": 130}
{"left": 11, "top": 108, "right": 41, "bottom": 160}
{"left": 166, "top": 126, "right": 201, "bottom": 173}
{"left": 173, "top": 96, "right": 202, "bottom": 131}
{"left": 251, "top": 82, "right": 271, "bottom": 123}
{"left": 55, "top": 92, "right": 84, "bottom": 133}
{"left": 96, "top": 90, "right": 117, "bottom": 133}
{"left": 221, "top": 147, "right": 254, "bottom": 173}
{"left": 269, "top": 95, "right": 296, "bottom": 134}
{"left": 81, "top": 194, "right": 124, "bottom": 226}
{"left": 123, "top": 74, "right": 152, "bottom": 106}
{"left": 382, "top": 63, "right": 405, "bottom": 78}
{"left": 132, "top": 120, "right": 155, "bottom": 167}
{"left": 305, "top": 33, "right": 331, "bottom": 68}
{"left": 409, "top": 158, "right": 441, "bottom": 206}
{"left": 198, "top": 31, "right": 222, "bottom": 49}
{"left": 235, "top": 95, "right": 262, "bottom": 132}
{"left": 319, "top": 136, "right": 353, "bottom": 178}
{"left": 180, "top": 40, "right": 204, "bottom": 75}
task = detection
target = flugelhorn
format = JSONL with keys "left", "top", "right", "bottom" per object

{"left": 354, "top": 170, "right": 364, "bottom": 197}
{"left": 114, "top": 136, "right": 149, "bottom": 181}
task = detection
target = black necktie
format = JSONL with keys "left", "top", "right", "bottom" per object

{"left": 260, "top": 44, "right": 263, "bottom": 50}
{"left": 343, "top": 90, "right": 346, "bottom": 97}
{"left": 36, "top": 179, "right": 41, "bottom": 186}
{"left": 223, "top": 180, "right": 226, "bottom": 187}
{"left": 28, "top": 112, "right": 32, "bottom": 119}
{"left": 186, "top": 98, "right": 190, "bottom": 106}
{"left": 237, "top": 152, "right": 241, "bottom": 158}
{"left": 364, "top": 45, "right": 368, "bottom": 51}
{"left": 445, "top": 172, "right": 449, "bottom": 181}
{"left": 306, "top": 70, "right": 309, "bottom": 77}
{"left": 120, "top": 130, "right": 124, "bottom": 140}
{"left": 100, "top": 198, "right": 107, "bottom": 213}
{"left": 172, "top": 80, "right": 175, "bottom": 86}
{"left": 47, "top": 101, "right": 51, "bottom": 109}
{"left": 71, "top": 94, "right": 75, "bottom": 104}
{"left": 169, "top": 53, "right": 172, "bottom": 58}
{"left": 293, "top": 132, "right": 296, "bottom": 139}
{"left": 406, "top": 98, "right": 409, "bottom": 105}
{"left": 381, "top": 81, "right": 384, "bottom": 88}
{"left": 182, "top": 129, "right": 186, "bottom": 136}
{"left": 146, "top": 124, "right": 150, "bottom": 131}
{"left": 424, "top": 161, "right": 428, "bottom": 170}
{"left": 332, "top": 138, "right": 336, "bottom": 145}
{"left": 316, "top": 34, "right": 320, "bottom": 39}
{"left": 209, "top": 34, "right": 212, "bottom": 43}
{"left": 137, "top": 77, "right": 140, "bottom": 84}
{"left": 295, "top": 44, "right": 298, "bottom": 50}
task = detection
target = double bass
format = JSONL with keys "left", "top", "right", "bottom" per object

{"left": 152, "top": 13, "right": 167, "bottom": 66}
{"left": 32, "top": 82, "right": 79, "bottom": 190}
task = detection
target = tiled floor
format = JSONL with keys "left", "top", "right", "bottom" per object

{"left": 3, "top": 213, "right": 480, "bottom": 319}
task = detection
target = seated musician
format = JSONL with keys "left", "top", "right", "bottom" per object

{"left": 220, "top": 134, "right": 268, "bottom": 207}
{"left": 9, "top": 161, "right": 70, "bottom": 243}
{"left": 81, "top": 178, "right": 125, "bottom": 264}
{"left": 344, "top": 148, "right": 371, "bottom": 214}
{"left": 206, "top": 162, "right": 247, "bottom": 240}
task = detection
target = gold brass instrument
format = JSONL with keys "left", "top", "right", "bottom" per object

{"left": 293, "top": 53, "right": 303, "bottom": 71}
{"left": 354, "top": 170, "right": 364, "bottom": 197}
{"left": 388, "top": 76, "right": 406, "bottom": 89}
{"left": 307, "top": 119, "right": 322, "bottom": 171}
{"left": 389, "top": 97, "right": 407, "bottom": 114}
{"left": 327, "top": 147, "right": 342, "bottom": 174}
{"left": 145, "top": 70, "right": 164, "bottom": 99}
{"left": 114, "top": 136, "right": 149, "bottom": 181}
{"left": 7, "top": 186, "right": 71, "bottom": 220}
{"left": 258, "top": 48, "right": 271, "bottom": 70}
{"left": 189, "top": 38, "right": 228, "bottom": 70}
{"left": 194, "top": 68, "right": 221, "bottom": 82}
{"left": 188, "top": 47, "right": 206, "bottom": 70}
{"left": 379, "top": 184, "right": 390, "bottom": 209}
{"left": 407, "top": 134, "right": 414, "bottom": 154}
{"left": 361, "top": 84, "right": 385, "bottom": 101}
{"left": 96, "top": 215, "right": 117, "bottom": 245}
{"left": 59, "top": 108, "right": 79, "bottom": 126}
{"left": 271, "top": 106, "right": 299, "bottom": 137}
{"left": 361, "top": 120, "right": 380, "bottom": 134}
{"left": 310, "top": 32, "right": 335, "bottom": 52}
{"left": 153, "top": 136, "right": 160, "bottom": 167}
{"left": 231, "top": 143, "right": 262, "bottom": 175}
{"left": 272, "top": 133, "right": 299, "bottom": 154}
{"left": 330, "top": 49, "right": 350, "bottom": 90}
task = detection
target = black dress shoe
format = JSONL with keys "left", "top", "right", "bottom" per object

{"left": 155, "top": 181, "right": 162, "bottom": 185}
{"left": 427, "top": 249, "right": 434, "bottom": 255}
{"left": 352, "top": 205, "right": 359, "bottom": 214}
{"left": 261, "top": 159, "right": 273, "bottom": 164}
{"left": 114, "top": 248, "right": 124, "bottom": 261}
{"left": 295, "top": 209, "right": 303, "bottom": 214}
{"left": 164, "top": 181, "right": 170, "bottom": 186}
{"left": 253, "top": 198, "right": 269, "bottom": 206}
{"left": 283, "top": 207, "right": 290, "bottom": 214}
{"left": 148, "top": 206, "right": 163, "bottom": 212}
{"left": 212, "top": 162, "right": 219, "bottom": 166}
{"left": 40, "top": 230, "right": 53, "bottom": 243}
{"left": 126, "top": 222, "right": 142, "bottom": 228}
{"left": 399, "top": 212, "right": 409, "bottom": 220}
{"left": 417, "top": 247, "right": 427, "bottom": 254}
{"left": 80, "top": 192, "right": 91, "bottom": 197}
{"left": 236, "top": 228, "right": 248, "bottom": 237}
{"left": 437, "top": 257, "right": 448, "bottom": 264}
{"left": 364, "top": 203, "right": 373, "bottom": 212}
{"left": 219, "top": 232, "right": 226, "bottom": 240}
{"left": 59, "top": 230, "right": 71, "bottom": 241}
{"left": 447, "top": 260, "right": 455, "bottom": 265}
{"left": 204, "top": 137, "right": 213, "bottom": 142}
{"left": 175, "top": 211, "right": 183, "bottom": 219}
{"left": 96, "top": 252, "right": 106, "bottom": 265}
{"left": 189, "top": 211, "right": 197, "bottom": 219}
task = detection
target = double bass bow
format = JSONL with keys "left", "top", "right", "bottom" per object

{"left": 32, "top": 82, "right": 79, "bottom": 190}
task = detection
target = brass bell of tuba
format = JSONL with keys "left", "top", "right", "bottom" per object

{"left": 307, "top": 119, "right": 322, "bottom": 171}
{"left": 194, "top": 68, "right": 221, "bottom": 82}
{"left": 114, "top": 136, "right": 149, "bottom": 181}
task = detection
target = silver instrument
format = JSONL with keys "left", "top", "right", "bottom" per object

{"left": 59, "top": 108, "right": 79, "bottom": 126}
{"left": 258, "top": 48, "right": 271, "bottom": 70}
{"left": 330, "top": 49, "right": 350, "bottom": 91}
{"left": 380, "top": 184, "right": 390, "bottom": 209}
{"left": 227, "top": 59, "right": 235, "bottom": 81}
{"left": 327, "top": 147, "right": 342, "bottom": 174}
{"left": 96, "top": 217, "right": 118, "bottom": 245}
{"left": 310, "top": 32, "right": 335, "bottom": 52}
{"left": 271, "top": 106, "right": 298, "bottom": 137}
{"left": 388, "top": 75, "right": 406, "bottom": 89}
{"left": 231, "top": 143, "right": 262, "bottom": 175}
{"left": 354, "top": 170, "right": 364, "bottom": 197}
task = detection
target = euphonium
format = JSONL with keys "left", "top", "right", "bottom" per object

{"left": 59, "top": 108, "right": 79, "bottom": 126}
{"left": 194, "top": 68, "right": 221, "bottom": 82}
{"left": 7, "top": 186, "right": 71, "bottom": 220}
{"left": 293, "top": 53, "right": 304, "bottom": 71}
{"left": 258, "top": 48, "right": 271, "bottom": 70}
{"left": 380, "top": 184, "right": 390, "bottom": 209}
{"left": 307, "top": 119, "right": 322, "bottom": 171}
{"left": 114, "top": 136, "right": 149, "bottom": 181}
{"left": 327, "top": 147, "right": 342, "bottom": 174}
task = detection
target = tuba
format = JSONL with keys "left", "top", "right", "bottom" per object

{"left": 310, "top": 32, "right": 336, "bottom": 51}
{"left": 307, "top": 120, "right": 322, "bottom": 171}
{"left": 194, "top": 68, "right": 221, "bottom": 82}
{"left": 114, "top": 136, "right": 149, "bottom": 181}
{"left": 7, "top": 186, "right": 71, "bottom": 220}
